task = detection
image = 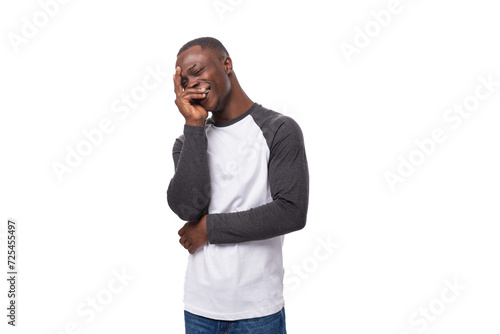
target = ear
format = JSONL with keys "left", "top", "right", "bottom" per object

{"left": 222, "top": 56, "right": 233, "bottom": 75}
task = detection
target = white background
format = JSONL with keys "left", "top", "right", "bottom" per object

{"left": 1, "top": 0, "right": 499, "bottom": 333}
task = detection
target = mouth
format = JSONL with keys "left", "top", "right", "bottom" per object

{"left": 199, "top": 88, "right": 210, "bottom": 106}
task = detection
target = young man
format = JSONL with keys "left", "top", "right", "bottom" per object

{"left": 167, "top": 37, "right": 309, "bottom": 333}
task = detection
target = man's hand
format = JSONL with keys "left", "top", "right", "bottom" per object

{"left": 178, "top": 215, "right": 208, "bottom": 254}
{"left": 173, "top": 66, "right": 208, "bottom": 127}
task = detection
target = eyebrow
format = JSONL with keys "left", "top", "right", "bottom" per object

{"left": 187, "top": 63, "right": 198, "bottom": 72}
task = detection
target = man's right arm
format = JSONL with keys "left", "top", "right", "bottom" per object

{"left": 167, "top": 124, "right": 211, "bottom": 221}
{"left": 167, "top": 66, "right": 211, "bottom": 221}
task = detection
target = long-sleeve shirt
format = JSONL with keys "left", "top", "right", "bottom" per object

{"left": 167, "top": 102, "right": 309, "bottom": 320}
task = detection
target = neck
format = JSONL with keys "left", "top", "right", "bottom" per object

{"left": 211, "top": 75, "right": 253, "bottom": 123}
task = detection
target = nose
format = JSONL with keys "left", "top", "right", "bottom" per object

{"left": 187, "top": 78, "right": 200, "bottom": 89}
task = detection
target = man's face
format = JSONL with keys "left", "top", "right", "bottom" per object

{"left": 175, "top": 45, "right": 231, "bottom": 112}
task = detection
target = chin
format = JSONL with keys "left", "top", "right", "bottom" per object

{"left": 209, "top": 98, "right": 222, "bottom": 113}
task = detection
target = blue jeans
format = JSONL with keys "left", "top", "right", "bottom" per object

{"left": 184, "top": 308, "right": 287, "bottom": 334}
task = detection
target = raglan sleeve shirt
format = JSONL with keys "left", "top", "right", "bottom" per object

{"left": 206, "top": 115, "right": 309, "bottom": 244}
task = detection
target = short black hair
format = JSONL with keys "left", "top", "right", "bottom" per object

{"left": 177, "top": 37, "right": 229, "bottom": 58}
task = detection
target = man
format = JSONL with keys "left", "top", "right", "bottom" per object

{"left": 167, "top": 37, "right": 309, "bottom": 333}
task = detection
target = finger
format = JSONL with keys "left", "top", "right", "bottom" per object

{"left": 178, "top": 227, "right": 185, "bottom": 236}
{"left": 179, "top": 235, "right": 187, "bottom": 246}
{"left": 188, "top": 244, "right": 195, "bottom": 254}
{"left": 180, "top": 87, "right": 206, "bottom": 94}
{"left": 178, "top": 88, "right": 207, "bottom": 101}
{"left": 173, "top": 66, "right": 183, "bottom": 97}
{"left": 183, "top": 93, "right": 208, "bottom": 101}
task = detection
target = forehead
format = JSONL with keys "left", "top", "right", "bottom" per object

{"left": 175, "top": 45, "right": 219, "bottom": 69}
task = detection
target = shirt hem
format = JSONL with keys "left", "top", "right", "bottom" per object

{"left": 184, "top": 301, "right": 284, "bottom": 321}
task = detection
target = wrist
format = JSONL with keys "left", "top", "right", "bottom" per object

{"left": 185, "top": 119, "right": 205, "bottom": 127}
{"left": 201, "top": 214, "right": 208, "bottom": 238}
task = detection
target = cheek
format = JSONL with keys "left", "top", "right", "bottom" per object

{"left": 216, "top": 76, "right": 231, "bottom": 96}
{"left": 211, "top": 69, "right": 229, "bottom": 91}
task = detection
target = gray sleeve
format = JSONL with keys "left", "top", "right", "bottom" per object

{"left": 206, "top": 116, "right": 309, "bottom": 244}
{"left": 166, "top": 125, "right": 211, "bottom": 221}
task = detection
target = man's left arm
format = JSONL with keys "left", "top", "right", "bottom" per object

{"left": 207, "top": 116, "right": 309, "bottom": 244}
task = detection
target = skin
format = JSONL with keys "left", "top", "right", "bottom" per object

{"left": 174, "top": 45, "right": 253, "bottom": 254}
